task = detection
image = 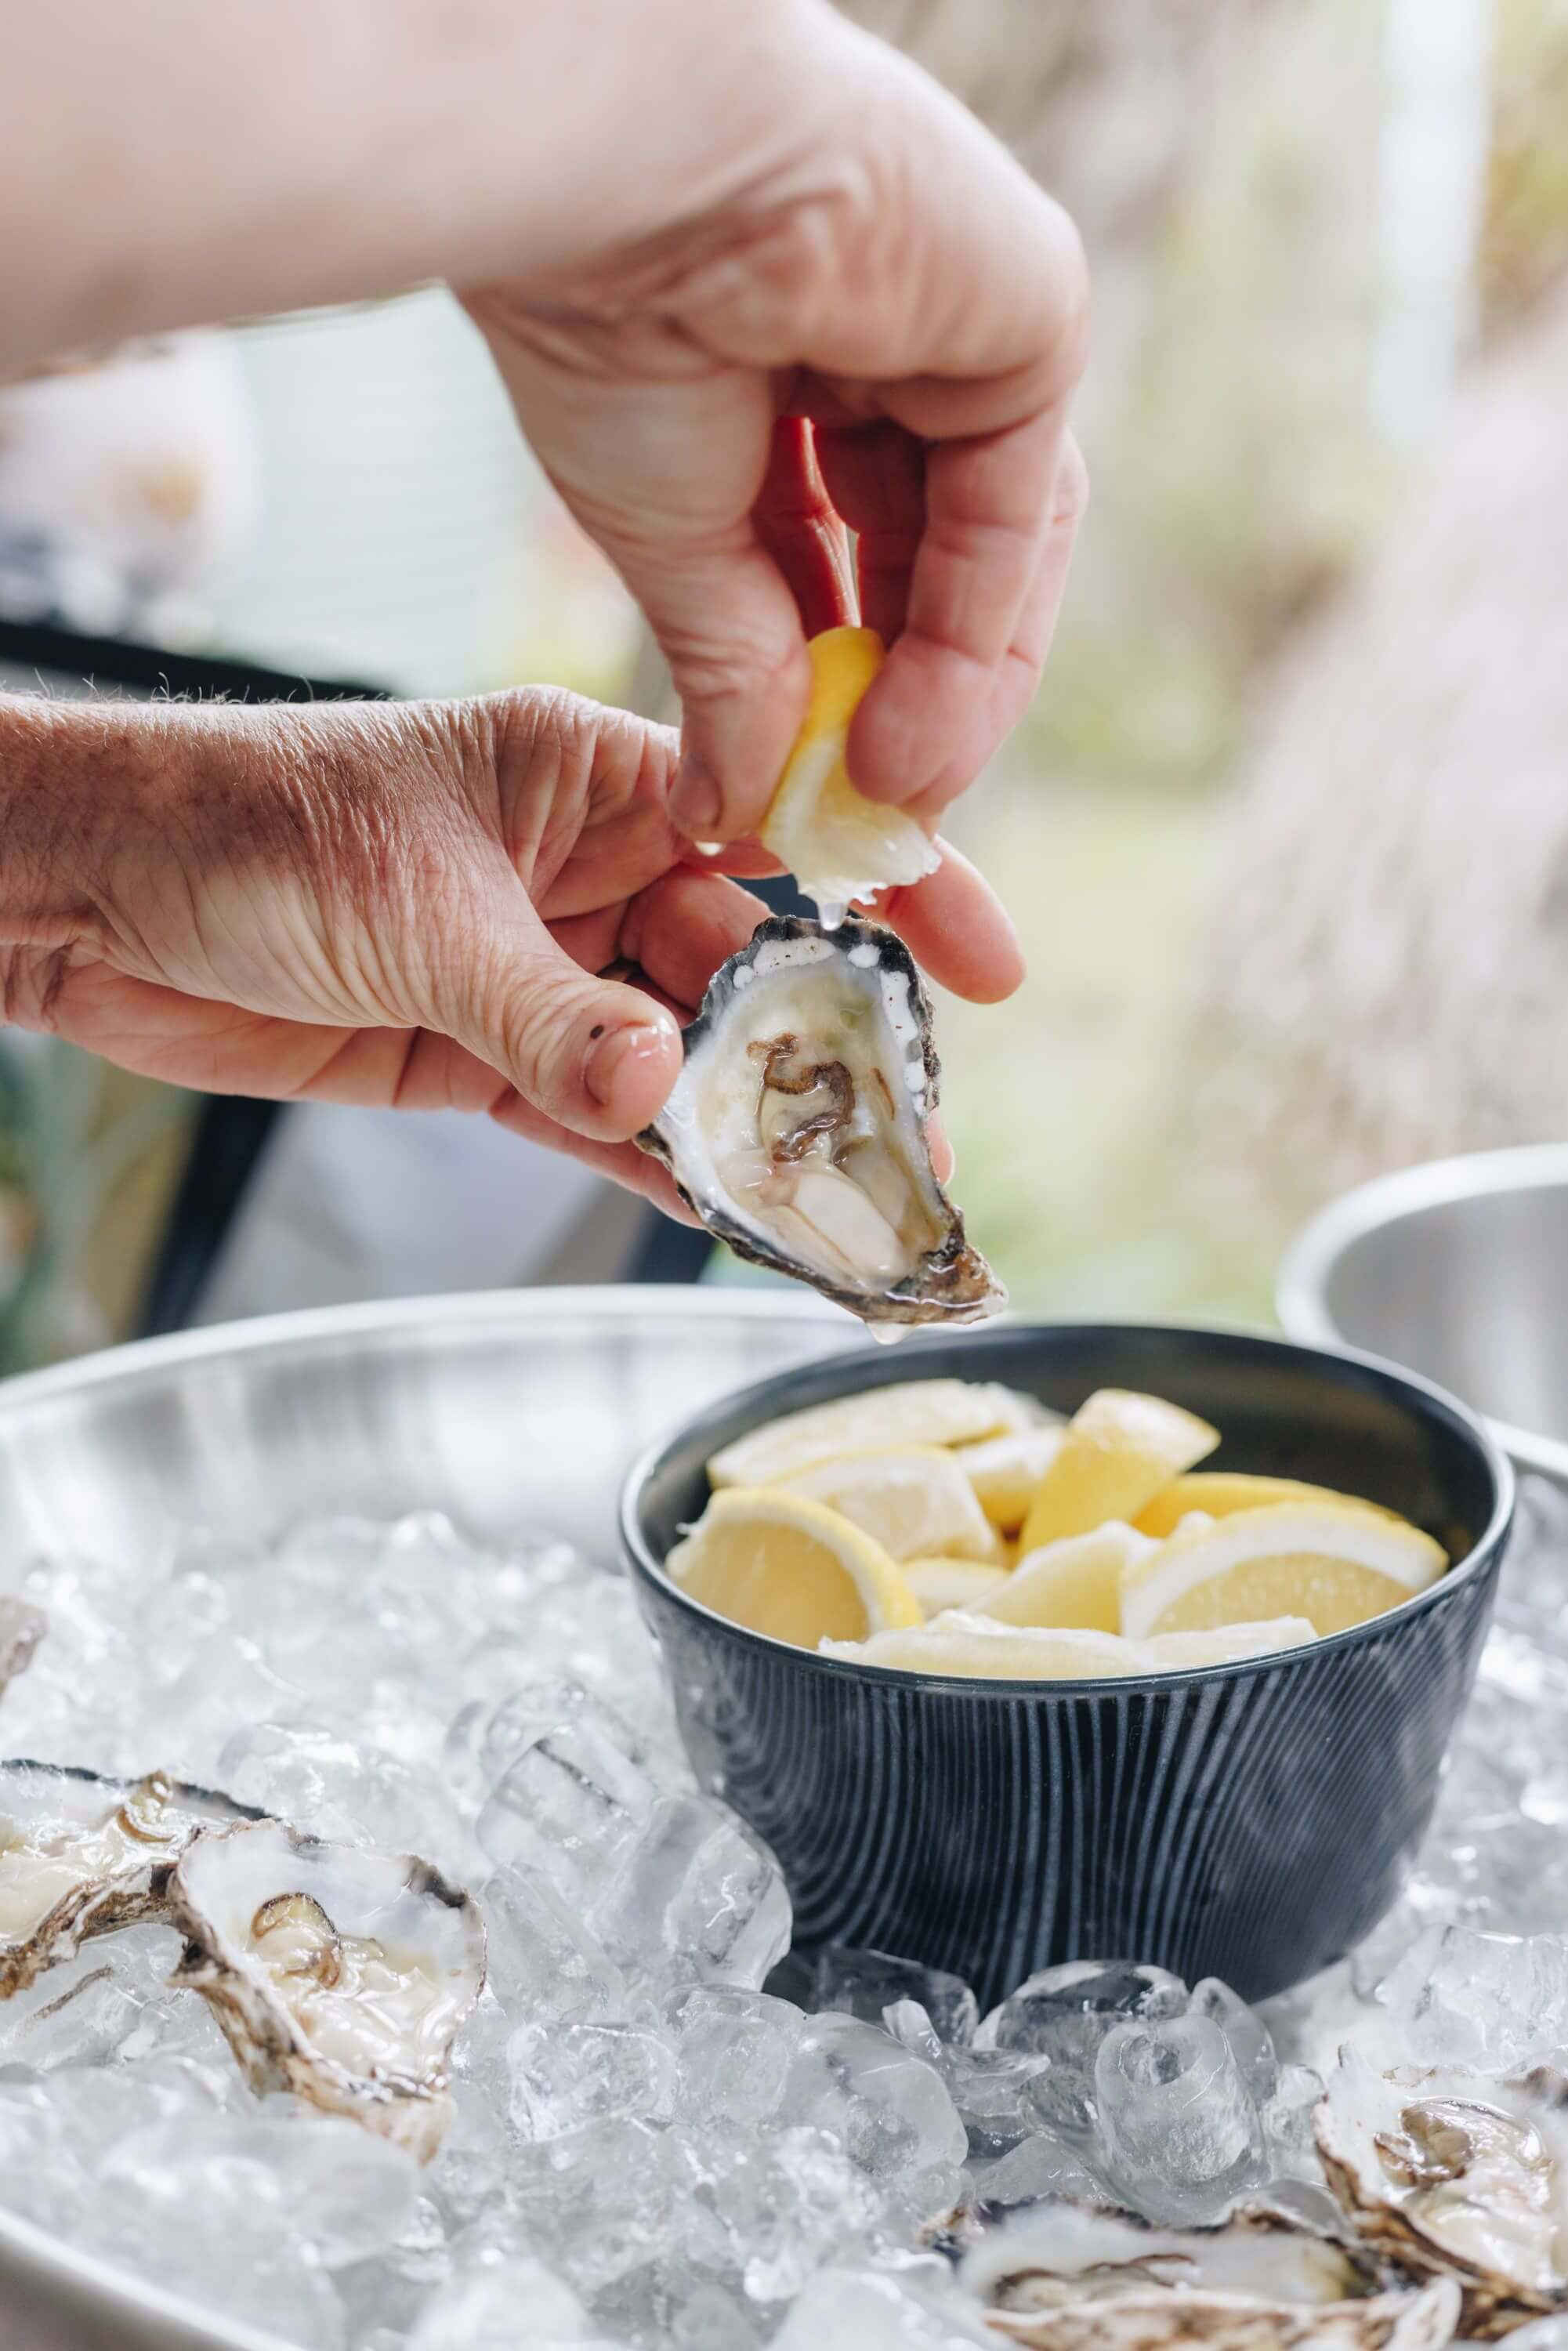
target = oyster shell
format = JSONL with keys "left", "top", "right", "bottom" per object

{"left": 638, "top": 915, "right": 1003, "bottom": 1325}
{"left": 168, "top": 1820, "right": 485, "bottom": 2161}
{"left": 0, "top": 1759, "right": 258, "bottom": 1996}
{"left": 961, "top": 2204, "right": 1461, "bottom": 2351}
{"left": 1316, "top": 2049, "right": 1568, "bottom": 2337}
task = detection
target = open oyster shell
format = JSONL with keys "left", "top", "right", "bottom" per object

{"left": 638, "top": 915, "right": 1003, "bottom": 1326}
{"left": 0, "top": 1599, "right": 45, "bottom": 1698}
{"left": 960, "top": 2204, "right": 1461, "bottom": 2351}
{"left": 169, "top": 1820, "right": 485, "bottom": 2162}
{"left": 1316, "top": 2049, "right": 1568, "bottom": 2338}
{"left": 0, "top": 1759, "right": 259, "bottom": 1996}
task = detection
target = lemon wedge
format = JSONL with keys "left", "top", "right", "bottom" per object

{"left": 822, "top": 1612, "right": 1144, "bottom": 1679}
{"left": 954, "top": 1425, "right": 1067, "bottom": 1531}
{"left": 1143, "top": 1619, "right": 1317, "bottom": 1668}
{"left": 1119, "top": 1502, "right": 1447, "bottom": 1642}
{"left": 759, "top": 627, "right": 940, "bottom": 913}
{"left": 1018, "top": 1389, "right": 1219, "bottom": 1556}
{"left": 1134, "top": 1473, "right": 1402, "bottom": 1541}
{"left": 775, "top": 1447, "right": 1002, "bottom": 1563}
{"left": 708, "top": 1380, "right": 1032, "bottom": 1489}
{"left": 902, "top": 1558, "right": 1012, "bottom": 1618}
{"left": 982, "top": 1522, "right": 1158, "bottom": 1632}
{"left": 668, "top": 1489, "right": 922, "bottom": 1650}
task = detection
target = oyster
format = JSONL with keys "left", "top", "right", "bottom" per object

{"left": 0, "top": 1759, "right": 258, "bottom": 1996}
{"left": 638, "top": 915, "right": 1003, "bottom": 1325}
{"left": 961, "top": 2204, "right": 1460, "bottom": 2351}
{"left": 1316, "top": 2049, "right": 1568, "bottom": 2337}
{"left": 0, "top": 1599, "right": 45, "bottom": 1697}
{"left": 169, "top": 1820, "right": 485, "bottom": 2161}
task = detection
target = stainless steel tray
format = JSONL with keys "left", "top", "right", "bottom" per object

{"left": 0, "top": 1288, "right": 856, "bottom": 2351}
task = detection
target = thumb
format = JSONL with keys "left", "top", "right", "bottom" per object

{"left": 450, "top": 915, "right": 683, "bottom": 1143}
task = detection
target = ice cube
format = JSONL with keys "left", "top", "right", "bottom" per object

{"left": 882, "top": 2003, "right": 1055, "bottom": 2160}
{"left": 475, "top": 1719, "right": 656, "bottom": 1895}
{"left": 1261, "top": 2061, "right": 1326, "bottom": 2189}
{"left": 1094, "top": 2011, "right": 1266, "bottom": 2224}
{"left": 974, "top": 1960, "right": 1187, "bottom": 2135}
{"left": 1375, "top": 1923, "right": 1568, "bottom": 2070}
{"left": 409, "top": 2255, "right": 596, "bottom": 2346}
{"left": 217, "top": 1717, "right": 469, "bottom": 1871}
{"left": 508, "top": 2115, "right": 683, "bottom": 2293}
{"left": 1186, "top": 1976, "right": 1277, "bottom": 2099}
{"left": 770, "top": 2265, "right": 993, "bottom": 2350}
{"left": 444, "top": 1679, "right": 607, "bottom": 1806}
{"left": 508, "top": 2019, "right": 678, "bottom": 2140}
{"left": 809, "top": 1947, "right": 979, "bottom": 2047}
{"left": 480, "top": 1864, "right": 629, "bottom": 2027}
{"left": 592, "top": 1795, "right": 791, "bottom": 1997}
{"left": 972, "top": 2128, "right": 1108, "bottom": 2208}
{"left": 703, "top": 2124, "right": 884, "bottom": 2305}
{"left": 666, "top": 1984, "right": 805, "bottom": 2130}
{"left": 778, "top": 2013, "right": 968, "bottom": 2199}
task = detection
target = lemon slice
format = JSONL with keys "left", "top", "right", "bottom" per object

{"left": 902, "top": 1558, "right": 1012, "bottom": 1618}
{"left": 982, "top": 1522, "right": 1158, "bottom": 1632}
{"left": 822, "top": 1612, "right": 1144, "bottom": 1679}
{"left": 1134, "top": 1473, "right": 1402, "bottom": 1541}
{"left": 668, "top": 1489, "right": 922, "bottom": 1650}
{"left": 1143, "top": 1618, "right": 1317, "bottom": 1668}
{"left": 1119, "top": 1502, "right": 1448, "bottom": 1642}
{"left": 708, "top": 1380, "right": 1032, "bottom": 1489}
{"left": 759, "top": 627, "right": 940, "bottom": 912}
{"left": 954, "top": 1425, "right": 1067, "bottom": 1531}
{"left": 775, "top": 1447, "right": 1003, "bottom": 1563}
{"left": 1018, "top": 1389, "right": 1219, "bottom": 1556}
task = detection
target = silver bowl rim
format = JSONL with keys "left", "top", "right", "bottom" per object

{"left": 621, "top": 1315, "right": 1516, "bottom": 1697}
{"left": 1276, "top": 1143, "right": 1568, "bottom": 1485}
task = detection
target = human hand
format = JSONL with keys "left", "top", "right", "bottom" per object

{"left": 0, "top": 689, "right": 1006, "bottom": 1204}
{"left": 465, "top": 0, "right": 1088, "bottom": 864}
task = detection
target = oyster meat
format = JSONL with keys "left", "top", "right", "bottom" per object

{"left": 169, "top": 1820, "right": 485, "bottom": 2161}
{"left": 639, "top": 915, "right": 1003, "bottom": 1325}
{"left": 1316, "top": 2049, "right": 1568, "bottom": 2337}
{"left": 0, "top": 1759, "right": 257, "bottom": 1996}
{"left": 0, "top": 1599, "right": 45, "bottom": 1697}
{"left": 961, "top": 2204, "right": 1461, "bottom": 2351}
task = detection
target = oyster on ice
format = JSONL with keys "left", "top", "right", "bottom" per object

{"left": 961, "top": 2204, "right": 1461, "bottom": 2351}
{"left": 0, "top": 1599, "right": 45, "bottom": 1698}
{"left": 169, "top": 1820, "right": 486, "bottom": 2161}
{"left": 1316, "top": 2049, "right": 1568, "bottom": 2337}
{"left": 0, "top": 1759, "right": 259, "bottom": 1996}
{"left": 638, "top": 915, "right": 1003, "bottom": 1325}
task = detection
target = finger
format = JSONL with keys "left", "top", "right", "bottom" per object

{"left": 751, "top": 418, "right": 857, "bottom": 638}
{"left": 871, "top": 839, "right": 1024, "bottom": 1004}
{"left": 926, "top": 1110, "right": 955, "bottom": 1186}
{"left": 677, "top": 838, "right": 788, "bottom": 879}
{"left": 618, "top": 867, "right": 769, "bottom": 1010}
{"left": 848, "top": 406, "right": 1066, "bottom": 805}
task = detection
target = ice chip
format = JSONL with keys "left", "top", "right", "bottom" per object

{"left": 508, "top": 2019, "right": 678, "bottom": 2140}
{"left": 1261, "top": 2060, "right": 1327, "bottom": 2188}
{"left": 410, "top": 2254, "right": 595, "bottom": 2346}
{"left": 1186, "top": 1975, "right": 1278, "bottom": 2099}
{"left": 592, "top": 1794, "right": 791, "bottom": 1995}
{"left": 1094, "top": 2010, "right": 1266, "bottom": 2224}
{"left": 809, "top": 1945, "right": 979, "bottom": 2046}
{"left": 475, "top": 1719, "right": 656, "bottom": 1895}
{"left": 972, "top": 2127, "right": 1109, "bottom": 2208}
{"left": 665, "top": 1984, "right": 804, "bottom": 2129}
{"left": 771, "top": 2264, "right": 993, "bottom": 2351}
{"left": 1374, "top": 1922, "right": 1568, "bottom": 2070}
{"left": 779, "top": 2012, "right": 968, "bottom": 2193}
{"left": 974, "top": 1958, "right": 1188, "bottom": 2135}
{"left": 480, "top": 1864, "right": 628, "bottom": 2027}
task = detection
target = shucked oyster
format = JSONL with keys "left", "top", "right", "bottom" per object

{"left": 1316, "top": 2049, "right": 1568, "bottom": 2338}
{"left": 639, "top": 916, "right": 1003, "bottom": 1325}
{"left": 169, "top": 1820, "right": 485, "bottom": 2162}
{"left": 0, "top": 1759, "right": 258, "bottom": 1996}
{"left": 961, "top": 2204, "right": 1461, "bottom": 2351}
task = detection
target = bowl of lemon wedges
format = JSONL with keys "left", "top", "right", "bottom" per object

{"left": 622, "top": 1324, "right": 1512, "bottom": 2003}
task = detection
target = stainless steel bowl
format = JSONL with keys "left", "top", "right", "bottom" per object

{"left": 1278, "top": 1145, "right": 1568, "bottom": 1484}
{"left": 0, "top": 1288, "right": 857, "bottom": 2351}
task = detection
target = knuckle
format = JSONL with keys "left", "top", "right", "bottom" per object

{"left": 1054, "top": 437, "right": 1091, "bottom": 527}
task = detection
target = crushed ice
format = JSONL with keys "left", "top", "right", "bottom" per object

{"left": 0, "top": 1477, "right": 1566, "bottom": 2346}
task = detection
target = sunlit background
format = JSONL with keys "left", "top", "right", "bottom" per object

{"left": 2, "top": 0, "right": 1566, "bottom": 1367}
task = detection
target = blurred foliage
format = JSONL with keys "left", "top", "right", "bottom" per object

{"left": 1481, "top": 0, "right": 1568, "bottom": 326}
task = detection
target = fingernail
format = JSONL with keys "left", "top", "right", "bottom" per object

{"left": 585, "top": 1014, "right": 680, "bottom": 1111}
{"left": 670, "top": 755, "right": 722, "bottom": 836}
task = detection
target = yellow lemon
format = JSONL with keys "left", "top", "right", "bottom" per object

{"left": 822, "top": 1612, "right": 1144, "bottom": 1679}
{"left": 981, "top": 1522, "right": 1157, "bottom": 1632}
{"left": 759, "top": 627, "right": 940, "bottom": 911}
{"left": 901, "top": 1558, "right": 1012, "bottom": 1618}
{"left": 1119, "top": 1502, "right": 1447, "bottom": 1642}
{"left": 1143, "top": 1619, "right": 1317, "bottom": 1668}
{"left": 954, "top": 1424, "right": 1067, "bottom": 1531}
{"left": 775, "top": 1447, "right": 1002, "bottom": 1563}
{"left": 1018, "top": 1389, "right": 1219, "bottom": 1556}
{"left": 667, "top": 1488, "right": 921, "bottom": 1650}
{"left": 1134, "top": 1473, "right": 1403, "bottom": 1541}
{"left": 708, "top": 1379, "right": 1032, "bottom": 1489}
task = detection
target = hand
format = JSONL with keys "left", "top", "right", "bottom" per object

{"left": 466, "top": 0, "right": 1088, "bottom": 858}
{"left": 0, "top": 690, "right": 1005, "bottom": 1205}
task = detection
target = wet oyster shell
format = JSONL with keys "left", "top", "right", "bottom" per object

{"left": 1316, "top": 2050, "right": 1568, "bottom": 2338}
{"left": 0, "top": 1759, "right": 259, "bottom": 1997}
{"left": 961, "top": 2204, "right": 1460, "bottom": 2351}
{"left": 169, "top": 1820, "right": 486, "bottom": 2163}
{"left": 637, "top": 915, "right": 1003, "bottom": 1325}
{"left": 0, "top": 1599, "right": 45, "bottom": 1698}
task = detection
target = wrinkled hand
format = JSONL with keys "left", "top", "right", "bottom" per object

{"left": 0, "top": 690, "right": 1005, "bottom": 1204}
{"left": 466, "top": 0, "right": 1088, "bottom": 855}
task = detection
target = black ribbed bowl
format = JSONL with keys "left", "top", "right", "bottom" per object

{"left": 621, "top": 1323, "right": 1513, "bottom": 2008}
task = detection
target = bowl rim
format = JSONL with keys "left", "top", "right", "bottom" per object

{"left": 619, "top": 1317, "right": 1515, "bottom": 1698}
{"left": 1276, "top": 1144, "right": 1568, "bottom": 1485}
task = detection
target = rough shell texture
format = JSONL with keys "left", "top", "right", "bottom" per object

{"left": 0, "top": 1759, "right": 259, "bottom": 1997}
{"left": 1316, "top": 2052, "right": 1568, "bottom": 2339}
{"left": 0, "top": 1599, "right": 45, "bottom": 1697}
{"left": 169, "top": 1820, "right": 486, "bottom": 2164}
{"left": 961, "top": 2204, "right": 1460, "bottom": 2351}
{"left": 637, "top": 915, "right": 1003, "bottom": 1325}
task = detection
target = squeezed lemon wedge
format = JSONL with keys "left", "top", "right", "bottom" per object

{"left": 774, "top": 1447, "right": 1003, "bottom": 1563}
{"left": 708, "top": 1380, "right": 1032, "bottom": 1489}
{"left": 1134, "top": 1473, "right": 1400, "bottom": 1540}
{"left": 983, "top": 1522, "right": 1158, "bottom": 1633}
{"left": 667, "top": 1488, "right": 922, "bottom": 1650}
{"left": 1018, "top": 1389, "right": 1219, "bottom": 1556}
{"left": 822, "top": 1613, "right": 1143, "bottom": 1679}
{"left": 760, "top": 626, "right": 940, "bottom": 913}
{"left": 901, "top": 1558, "right": 1012, "bottom": 1618}
{"left": 954, "top": 1425, "right": 1067, "bottom": 1531}
{"left": 1119, "top": 1502, "right": 1447, "bottom": 1642}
